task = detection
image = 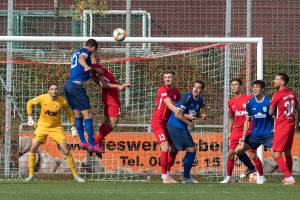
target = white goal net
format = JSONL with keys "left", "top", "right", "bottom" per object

{"left": 0, "top": 36, "right": 263, "bottom": 181}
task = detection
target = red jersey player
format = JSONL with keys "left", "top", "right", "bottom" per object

{"left": 91, "top": 54, "right": 131, "bottom": 154}
{"left": 151, "top": 70, "right": 181, "bottom": 184}
{"left": 269, "top": 73, "right": 300, "bottom": 185}
{"left": 220, "top": 78, "right": 256, "bottom": 183}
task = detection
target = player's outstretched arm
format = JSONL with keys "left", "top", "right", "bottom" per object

{"left": 97, "top": 77, "right": 131, "bottom": 91}
{"left": 26, "top": 96, "right": 40, "bottom": 127}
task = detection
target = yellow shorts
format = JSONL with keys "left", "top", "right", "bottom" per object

{"left": 33, "top": 125, "right": 66, "bottom": 144}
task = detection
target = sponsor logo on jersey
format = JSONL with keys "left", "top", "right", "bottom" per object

{"left": 45, "top": 110, "right": 58, "bottom": 117}
{"left": 254, "top": 112, "right": 266, "bottom": 119}
{"left": 235, "top": 110, "right": 248, "bottom": 116}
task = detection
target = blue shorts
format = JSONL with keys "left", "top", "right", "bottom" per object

{"left": 167, "top": 125, "right": 195, "bottom": 151}
{"left": 245, "top": 133, "right": 273, "bottom": 149}
{"left": 64, "top": 81, "right": 90, "bottom": 111}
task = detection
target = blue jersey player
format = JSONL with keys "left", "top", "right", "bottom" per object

{"left": 235, "top": 80, "right": 274, "bottom": 184}
{"left": 167, "top": 80, "right": 207, "bottom": 184}
{"left": 64, "top": 39, "right": 102, "bottom": 153}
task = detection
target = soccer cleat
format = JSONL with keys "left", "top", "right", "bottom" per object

{"left": 220, "top": 176, "right": 232, "bottom": 184}
{"left": 240, "top": 168, "right": 256, "bottom": 179}
{"left": 79, "top": 142, "right": 89, "bottom": 150}
{"left": 93, "top": 145, "right": 103, "bottom": 154}
{"left": 182, "top": 177, "right": 199, "bottom": 184}
{"left": 283, "top": 177, "right": 296, "bottom": 185}
{"left": 87, "top": 144, "right": 94, "bottom": 152}
{"left": 74, "top": 175, "right": 85, "bottom": 183}
{"left": 256, "top": 175, "right": 266, "bottom": 184}
{"left": 162, "top": 177, "right": 173, "bottom": 184}
{"left": 24, "top": 176, "right": 35, "bottom": 182}
{"left": 168, "top": 176, "right": 178, "bottom": 183}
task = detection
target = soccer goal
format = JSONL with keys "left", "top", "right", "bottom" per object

{"left": 0, "top": 36, "right": 263, "bottom": 181}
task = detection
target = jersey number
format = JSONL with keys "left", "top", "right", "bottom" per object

{"left": 158, "top": 134, "right": 166, "bottom": 142}
{"left": 284, "top": 100, "right": 295, "bottom": 118}
{"left": 71, "top": 54, "right": 78, "bottom": 69}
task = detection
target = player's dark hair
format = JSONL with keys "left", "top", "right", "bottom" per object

{"left": 276, "top": 72, "right": 289, "bottom": 85}
{"left": 48, "top": 83, "right": 58, "bottom": 89}
{"left": 251, "top": 80, "right": 265, "bottom": 89}
{"left": 230, "top": 78, "right": 243, "bottom": 85}
{"left": 86, "top": 39, "right": 98, "bottom": 50}
{"left": 195, "top": 80, "right": 205, "bottom": 89}
{"left": 163, "top": 69, "right": 175, "bottom": 76}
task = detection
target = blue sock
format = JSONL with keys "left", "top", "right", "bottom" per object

{"left": 237, "top": 152, "right": 255, "bottom": 170}
{"left": 84, "top": 119, "right": 95, "bottom": 146}
{"left": 183, "top": 152, "right": 196, "bottom": 179}
{"left": 75, "top": 117, "right": 86, "bottom": 143}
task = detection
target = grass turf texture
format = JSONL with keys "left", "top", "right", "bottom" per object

{"left": 0, "top": 180, "right": 299, "bottom": 200}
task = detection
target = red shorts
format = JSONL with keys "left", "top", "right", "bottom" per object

{"left": 151, "top": 119, "right": 172, "bottom": 144}
{"left": 104, "top": 103, "right": 121, "bottom": 117}
{"left": 228, "top": 131, "right": 244, "bottom": 150}
{"left": 229, "top": 137, "right": 240, "bottom": 150}
{"left": 272, "top": 128, "right": 295, "bottom": 152}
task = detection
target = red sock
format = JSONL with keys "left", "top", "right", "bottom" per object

{"left": 285, "top": 155, "right": 293, "bottom": 173}
{"left": 275, "top": 156, "right": 291, "bottom": 178}
{"left": 227, "top": 159, "right": 234, "bottom": 176}
{"left": 254, "top": 158, "right": 264, "bottom": 176}
{"left": 161, "top": 151, "right": 168, "bottom": 174}
{"left": 95, "top": 123, "right": 113, "bottom": 144}
{"left": 167, "top": 151, "right": 177, "bottom": 172}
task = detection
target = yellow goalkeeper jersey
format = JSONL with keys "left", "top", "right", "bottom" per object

{"left": 27, "top": 94, "right": 74, "bottom": 127}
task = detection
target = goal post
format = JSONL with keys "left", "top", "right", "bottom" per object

{"left": 0, "top": 36, "right": 263, "bottom": 180}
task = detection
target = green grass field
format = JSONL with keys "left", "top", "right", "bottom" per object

{"left": 0, "top": 180, "right": 299, "bottom": 200}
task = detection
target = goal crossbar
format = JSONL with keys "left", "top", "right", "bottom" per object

{"left": 0, "top": 36, "right": 263, "bottom": 79}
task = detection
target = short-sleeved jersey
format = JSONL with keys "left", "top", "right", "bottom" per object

{"left": 151, "top": 85, "right": 181, "bottom": 122}
{"left": 246, "top": 96, "right": 274, "bottom": 138}
{"left": 68, "top": 48, "right": 92, "bottom": 82}
{"left": 168, "top": 92, "right": 204, "bottom": 130}
{"left": 27, "top": 94, "right": 74, "bottom": 128}
{"left": 228, "top": 94, "right": 251, "bottom": 135}
{"left": 270, "top": 87, "right": 299, "bottom": 130}
{"left": 91, "top": 64, "right": 120, "bottom": 105}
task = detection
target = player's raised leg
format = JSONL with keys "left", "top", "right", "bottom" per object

{"left": 90, "top": 60, "right": 130, "bottom": 153}
{"left": 95, "top": 116, "right": 118, "bottom": 152}
{"left": 64, "top": 39, "right": 99, "bottom": 152}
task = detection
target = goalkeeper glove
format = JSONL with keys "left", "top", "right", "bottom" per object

{"left": 27, "top": 116, "right": 36, "bottom": 127}
{"left": 71, "top": 126, "right": 78, "bottom": 137}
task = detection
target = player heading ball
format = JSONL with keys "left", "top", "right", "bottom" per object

{"left": 64, "top": 39, "right": 102, "bottom": 153}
